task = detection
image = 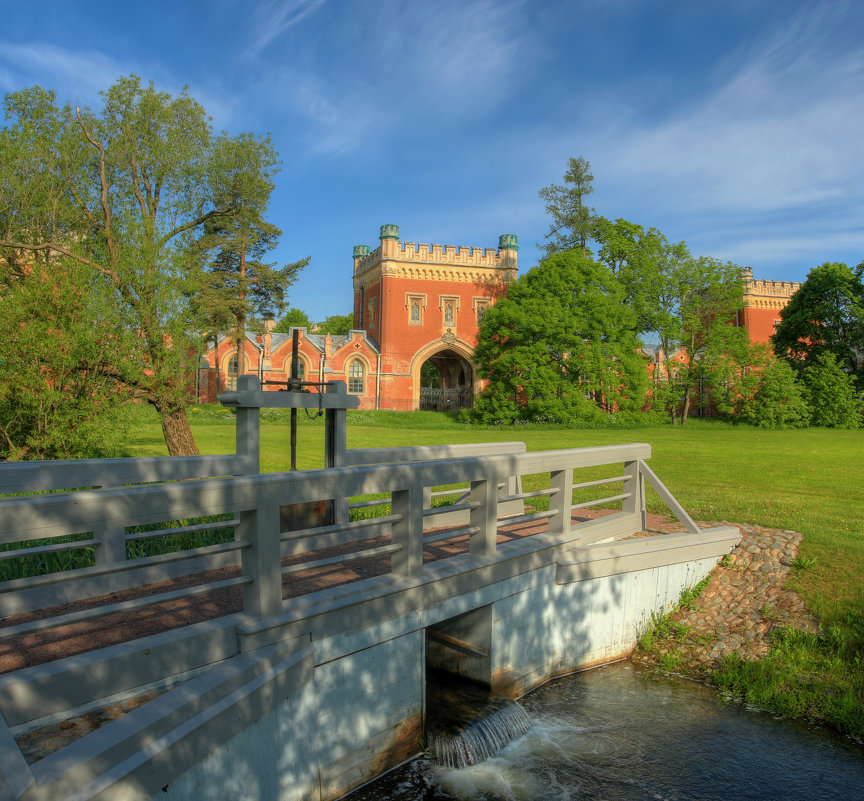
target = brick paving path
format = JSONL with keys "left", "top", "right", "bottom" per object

{"left": 632, "top": 522, "right": 818, "bottom": 678}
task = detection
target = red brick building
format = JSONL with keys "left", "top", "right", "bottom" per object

{"left": 198, "top": 225, "right": 517, "bottom": 409}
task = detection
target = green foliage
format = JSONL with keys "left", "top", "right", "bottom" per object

{"left": 802, "top": 353, "right": 862, "bottom": 429}
{"left": 593, "top": 217, "right": 690, "bottom": 340}
{"left": 0, "top": 534, "right": 96, "bottom": 581}
{"left": 706, "top": 343, "right": 773, "bottom": 421}
{"left": 471, "top": 251, "right": 647, "bottom": 424}
{"left": 675, "top": 258, "right": 748, "bottom": 424}
{"left": 316, "top": 313, "right": 354, "bottom": 336}
{"left": 0, "top": 76, "right": 284, "bottom": 456}
{"left": 637, "top": 609, "right": 691, "bottom": 653}
{"left": 679, "top": 574, "right": 711, "bottom": 610}
{"left": 0, "top": 516, "right": 235, "bottom": 582}
{"left": 421, "top": 361, "right": 441, "bottom": 387}
{"left": 791, "top": 554, "right": 818, "bottom": 571}
{"left": 0, "top": 258, "right": 132, "bottom": 459}
{"left": 772, "top": 262, "right": 864, "bottom": 382}
{"left": 274, "top": 308, "right": 314, "bottom": 332}
{"left": 537, "top": 155, "right": 596, "bottom": 256}
{"left": 742, "top": 358, "right": 810, "bottom": 429}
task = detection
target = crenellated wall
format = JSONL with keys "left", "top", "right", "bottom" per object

{"left": 353, "top": 232, "right": 517, "bottom": 277}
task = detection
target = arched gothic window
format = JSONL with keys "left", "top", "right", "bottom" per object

{"left": 348, "top": 360, "right": 365, "bottom": 394}
{"left": 289, "top": 359, "right": 306, "bottom": 380}
{"left": 226, "top": 354, "right": 238, "bottom": 390}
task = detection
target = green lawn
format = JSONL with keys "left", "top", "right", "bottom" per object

{"left": 127, "top": 407, "right": 864, "bottom": 629}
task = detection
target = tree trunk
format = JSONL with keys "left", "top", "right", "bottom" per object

{"left": 158, "top": 404, "right": 200, "bottom": 456}
{"left": 681, "top": 385, "right": 693, "bottom": 425}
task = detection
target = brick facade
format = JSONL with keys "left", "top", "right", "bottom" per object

{"left": 351, "top": 225, "right": 517, "bottom": 409}
{"left": 198, "top": 226, "right": 517, "bottom": 409}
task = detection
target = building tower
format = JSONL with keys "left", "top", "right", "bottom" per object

{"left": 352, "top": 225, "right": 518, "bottom": 410}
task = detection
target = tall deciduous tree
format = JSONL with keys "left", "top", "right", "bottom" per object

{"left": 772, "top": 262, "right": 864, "bottom": 383}
{"left": 742, "top": 357, "right": 810, "bottom": 429}
{"left": 538, "top": 156, "right": 596, "bottom": 257}
{"left": 0, "top": 257, "right": 130, "bottom": 459}
{"left": 0, "top": 76, "right": 282, "bottom": 455}
{"left": 802, "top": 353, "right": 862, "bottom": 428}
{"left": 677, "top": 257, "right": 748, "bottom": 424}
{"left": 472, "top": 251, "right": 646, "bottom": 424}
{"left": 705, "top": 342, "right": 773, "bottom": 422}
{"left": 592, "top": 217, "right": 693, "bottom": 420}
{"left": 316, "top": 313, "right": 353, "bottom": 336}
{"left": 592, "top": 217, "right": 748, "bottom": 424}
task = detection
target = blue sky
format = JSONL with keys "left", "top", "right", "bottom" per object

{"left": 2, "top": 0, "right": 862, "bottom": 323}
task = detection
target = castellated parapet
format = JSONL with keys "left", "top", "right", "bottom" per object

{"left": 741, "top": 267, "right": 801, "bottom": 311}
{"left": 353, "top": 224, "right": 518, "bottom": 285}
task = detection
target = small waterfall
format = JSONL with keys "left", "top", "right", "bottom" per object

{"left": 425, "top": 671, "right": 533, "bottom": 769}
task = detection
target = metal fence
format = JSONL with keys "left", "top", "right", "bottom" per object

{"left": 419, "top": 387, "right": 474, "bottom": 411}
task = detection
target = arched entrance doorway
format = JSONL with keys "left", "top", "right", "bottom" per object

{"left": 418, "top": 348, "right": 474, "bottom": 411}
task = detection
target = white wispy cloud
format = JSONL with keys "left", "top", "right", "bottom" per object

{"left": 0, "top": 40, "right": 239, "bottom": 133}
{"left": 246, "top": 0, "right": 535, "bottom": 158}
{"left": 243, "top": 0, "right": 327, "bottom": 59}
{"left": 269, "top": 69, "right": 378, "bottom": 158}
{"left": 0, "top": 41, "right": 128, "bottom": 106}
{"left": 384, "top": 0, "right": 534, "bottom": 114}
{"left": 600, "top": 5, "right": 864, "bottom": 216}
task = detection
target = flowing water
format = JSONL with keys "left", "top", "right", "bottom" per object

{"left": 425, "top": 671, "right": 534, "bottom": 768}
{"left": 347, "top": 661, "right": 864, "bottom": 801}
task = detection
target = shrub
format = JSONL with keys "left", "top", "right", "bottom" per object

{"left": 802, "top": 353, "right": 862, "bottom": 429}
{"left": 742, "top": 358, "right": 810, "bottom": 429}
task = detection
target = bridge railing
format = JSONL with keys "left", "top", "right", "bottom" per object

{"left": 0, "top": 442, "right": 703, "bottom": 651}
{"left": 341, "top": 441, "right": 528, "bottom": 525}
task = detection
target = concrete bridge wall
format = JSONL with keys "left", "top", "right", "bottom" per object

{"left": 147, "top": 543, "right": 726, "bottom": 801}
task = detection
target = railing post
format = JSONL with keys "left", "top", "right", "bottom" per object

{"left": 469, "top": 479, "right": 498, "bottom": 556}
{"left": 238, "top": 501, "right": 283, "bottom": 619}
{"left": 548, "top": 467, "right": 574, "bottom": 537}
{"left": 326, "top": 380, "right": 350, "bottom": 524}
{"left": 390, "top": 486, "right": 423, "bottom": 578}
{"left": 235, "top": 374, "right": 260, "bottom": 475}
{"left": 93, "top": 525, "right": 126, "bottom": 565}
{"left": 623, "top": 459, "right": 646, "bottom": 529}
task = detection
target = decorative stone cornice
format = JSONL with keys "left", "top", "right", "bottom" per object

{"left": 748, "top": 297, "right": 797, "bottom": 311}
{"left": 354, "top": 261, "right": 516, "bottom": 289}
{"left": 353, "top": 230, "right": 518, "bottom": 280}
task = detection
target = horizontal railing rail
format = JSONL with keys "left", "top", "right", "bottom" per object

{"left": 0, "top": 454, "right": 257, "bottom": 495}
